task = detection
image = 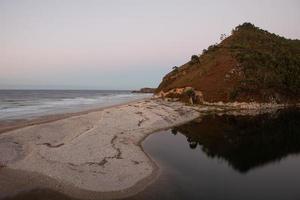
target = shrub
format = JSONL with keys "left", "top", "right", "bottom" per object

{"left": 172, "top": 66, "right": 178, "bottom": 71}
{"left": 220, "top": 33, "right": 226, "bottom": 41}
{"left": 207, "top": 44, "right": 218, "bottom": 52}
{"left": 185, "top": 88, "right": 195, "bottom": 97}
{"left": 190, "top": 55, "right": 199, "bottom": 65}
{"left": 184, "top": 88, "right": 196, "bottom": 104}
{"left": 229, "top": 88, "right": 239, "bottom": 100}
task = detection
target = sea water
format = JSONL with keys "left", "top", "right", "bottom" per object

{"left": 0, "top": 90, "right": 151, "bottom": 120}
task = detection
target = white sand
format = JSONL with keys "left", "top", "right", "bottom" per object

{"left": 0, "top": 99, "right": 199, "bottom": 199}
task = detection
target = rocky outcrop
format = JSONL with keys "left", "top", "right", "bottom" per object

{"left": 132, "top": 88, "right": 156, "bottom": 93}
{"left": 155, "top": 87, "right": 204, "bottom": 104}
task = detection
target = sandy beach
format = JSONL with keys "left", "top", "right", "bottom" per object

{"left": 0, "top": 98, "right": 200, "bottom": 199}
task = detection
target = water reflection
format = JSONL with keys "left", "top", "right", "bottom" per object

{"left": 172, "top": 108, "right": 300, "bottom": 173}
{"left": 2, "top": 109, "right": 300, "bottom": 200}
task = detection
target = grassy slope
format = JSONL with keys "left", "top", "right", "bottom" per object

{"left": 156, "top": 23, "right": 300, "bottom": 103}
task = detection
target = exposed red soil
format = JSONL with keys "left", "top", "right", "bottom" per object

{"left": 156, "top": 23, "right": 300, "bottom": 103}
{"left": 156, "top": 47, "right": 240, "bottom": 102}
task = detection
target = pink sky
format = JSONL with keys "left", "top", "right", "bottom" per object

{"left": 1, "top": 0, "right": 300, "bottom": 89}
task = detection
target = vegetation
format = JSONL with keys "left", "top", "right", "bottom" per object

{"left": 190, "top": 55, "right": 199, "bottom": 65}
{"left": 185, "top": 88, "right": 195, "bottom": 98}
{"left": 185, "top": 88, "right": 196, "bottom": 104}
{"left": 172, "top": 66, "right": 179, "bottom": 72}
{"left": 156, "top": 22, "right": 300, "bottom": 103}
{"left": 229, "top": 23, "right": 300, "bottom": 97}
{"left": 202, "top": 44, "right": 218, "bottom": 55}
{"left": 220, "top": 33, "right": 227, "bottom": 41}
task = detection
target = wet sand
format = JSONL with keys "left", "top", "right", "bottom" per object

{"left": 0, "top": 99, "right": 200, "bottom": 200}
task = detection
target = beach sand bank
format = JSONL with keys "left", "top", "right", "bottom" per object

{"left": 0, "top": 99, "right": 200, "bottom": 200}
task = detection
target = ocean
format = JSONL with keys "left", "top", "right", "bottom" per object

{"left": 0, "top": 90, "right": 151, "bottom": 120}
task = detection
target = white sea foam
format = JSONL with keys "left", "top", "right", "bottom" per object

{"left": 0, "top": 90, "right": 151, "bottom": 120}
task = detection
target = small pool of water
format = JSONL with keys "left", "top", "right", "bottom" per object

{"left": 129, "top": 108, "right": 300, "bottom": 200}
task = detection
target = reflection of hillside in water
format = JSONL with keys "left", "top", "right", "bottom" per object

{"left": 172, "top": 108, "right": 300, "bottom": 173}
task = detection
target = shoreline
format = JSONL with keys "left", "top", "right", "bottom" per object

{"left": 0, "top": 99, "right": 298, "bottom": 200}
{"left": 0, "top": 99, "right": 200, "bottom": 200}
{"left": 1, "top": 98, "right": 297, "bottom": 135}
{"left": 0, "top": 97, "right": 151, "bottom": 135}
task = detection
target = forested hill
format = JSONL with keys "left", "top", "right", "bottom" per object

{"left": 156, "top": 23, "right": 300, "bottom": 103}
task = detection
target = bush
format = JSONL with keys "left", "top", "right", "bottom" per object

{"left": 207, "top": 44, "right": 218, "bottom": 52}
{"left": 185, "top": 88, "right": 196, "bottom": 104}
{"left": 233, "top": 22, "right": 257, "bottom": 33}
{"left": 190, "top": 55, "right": 199, "bottom": 65}
{"left": 185, "top": 88, "right": 195, "bottom": 97}
{"left": 229, "top": 88, "right": 239, "bottom": 100}
{"left": 172, "top": 66, "right": 178, "bottom": 71}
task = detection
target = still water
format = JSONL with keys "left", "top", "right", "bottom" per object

{"left": 1, "top": 108, "right": 300, "bottom": 200}
{"left": 130, "top": 108, "right": 300, "bottom": 200}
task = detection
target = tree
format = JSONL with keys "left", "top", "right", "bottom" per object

{"left": 185, "top": 88, "right": 196, "bottom": 104}
{"left": 190, "top": 55, "right": 199, "bottom": 65}
{"left": 220, "top": 33, "right": 226, "bottom": 41}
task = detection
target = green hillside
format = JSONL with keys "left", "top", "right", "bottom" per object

{"left": 156, "top": 23, "right": 300, "bottom": 103}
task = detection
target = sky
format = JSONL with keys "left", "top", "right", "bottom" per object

{"left": 1, "top": 0, "right": 300, "bottom": 90}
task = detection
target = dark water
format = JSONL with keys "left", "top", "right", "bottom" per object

{"left": 130, "top": 108, "right": 300, "bottom": 200}
{"left": 0, "top": 90, "right": 150, "bottom": 120}
{"left": 1, "top": 109, "right": 300, "bottom": 200}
